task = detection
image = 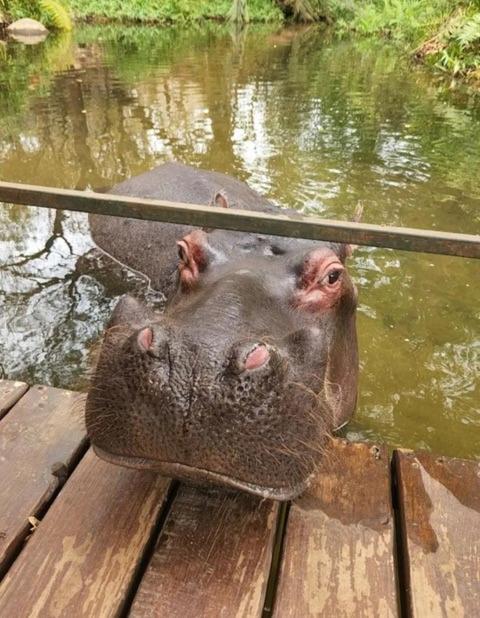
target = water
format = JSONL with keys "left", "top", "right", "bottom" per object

{"left": 0, "top": 25, "right": 479, "bottom": 459}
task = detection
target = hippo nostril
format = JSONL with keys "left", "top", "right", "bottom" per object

{"left": 137, "top": 327, "right": 153, "bottom": 352}
{"left": 244, "top": 344, "right": 270, "bottom": 371}
{"left": 136, "top": 324, "right": 172, "bottom": 358}
{"left": 230, "top": 342, "right": 274, "bottom": 375}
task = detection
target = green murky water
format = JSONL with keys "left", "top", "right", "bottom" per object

{"left": 0, "top": 25, "right": 479, "bottom": 459}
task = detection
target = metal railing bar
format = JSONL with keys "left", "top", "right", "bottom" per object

{"left": 0, "top": 181, "right": 478, "bottom": 259}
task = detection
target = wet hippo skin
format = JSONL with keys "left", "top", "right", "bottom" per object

{"left": 87, "top": 162, "right": 359, "bottom": 500}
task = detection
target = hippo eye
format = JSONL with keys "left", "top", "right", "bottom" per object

{"left": 326, "top": 269, "right": 342, "bottom": 285}
{"left": 178, "top": 245, "right": 187, "bottom": 262}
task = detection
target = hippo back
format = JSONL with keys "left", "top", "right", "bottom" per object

{"left": 89, "top": 162, "right": 278, "bottom": 294}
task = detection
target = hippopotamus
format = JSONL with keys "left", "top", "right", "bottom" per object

{"left": 86, "top": 162, "right": 358, "bottom": 500}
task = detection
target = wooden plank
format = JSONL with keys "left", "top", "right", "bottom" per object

{"left": 0, "top": 379, "right": 28, "bottom": 420}
{"left": 0, "top": 180, "right": 478, "bottom": 258}
{"left": 129, "top": 484, "right": 280, "bottom": 617}
{"left": 394, "top": 449, "right": 480, "bottom": 617}
{"left": 0, "top": 385, "right": 87, "bottom": 576}
{"left": 0, "top": 450, "right": 171, "bottom": 617}
{"left": 273, "top": 439, "right": 398, "bottom": 617}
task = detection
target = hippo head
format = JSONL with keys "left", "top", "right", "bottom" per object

{"left": 86, "top": 229, "right": 358, "bottom": 500}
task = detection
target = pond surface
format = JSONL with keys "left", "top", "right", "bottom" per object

{"left": 0, "top": 25, "right": 479, "bottom": 459}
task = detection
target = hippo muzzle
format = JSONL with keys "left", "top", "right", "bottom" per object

{"left": 87, "top": 243, "right": 359, "bottom": 500}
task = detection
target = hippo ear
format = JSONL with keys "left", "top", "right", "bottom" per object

{"left": 293, "top": 248, "right": 346, "bottom": 312}
{"left": 212, "top": 190, "right": 229, "bottom": 209}
{"left": 177, "top": 230, "right": 208, "bottom": 289}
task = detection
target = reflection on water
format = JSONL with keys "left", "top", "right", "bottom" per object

{"left": 0, "top": 25, "right": 479, "bottom": 458}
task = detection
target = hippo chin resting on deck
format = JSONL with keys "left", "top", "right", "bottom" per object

{"left": 86, "top": 162, "right": 359, "bottom": 500}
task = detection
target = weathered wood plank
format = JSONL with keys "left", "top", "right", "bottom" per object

{"left": 0, "top": 180, "right": 478, "bottom": 258}
{"left": 273, "top": 439, "right": 398, "bottom": 617}
{"left": 0, "top": 379, "right": 28, "bottom": 420}
{"left": 0, "top": 450, "right": 171, "bottom": 617}
{"left": 0, "top": 385, "right": 86, "bottom": 576}
{"left": 129, "top": 484, "right": 280, "bottom": 618}
{"left": 394, "top": 449, "right": 480, "bottom": 617}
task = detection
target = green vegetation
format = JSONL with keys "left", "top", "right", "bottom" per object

{"left": 69, "top": 0, "right": 282, "bottom": 24}
{"left": 1, "top": 1, "right": 479, "bottom": 83}
{"left": 0, "top": 0, "right": 72, "bottom": 30}
{"left": 323, "top": 0, "right": 480, "bottom": 82}
{"left": 291, "top": 1, "right": 480, "bottom": 82}
{"left": 417, "top": 7, "right": 480, "bottom": 80}
{"left": 38, "top": 0, "right": 72, "bottom": 30}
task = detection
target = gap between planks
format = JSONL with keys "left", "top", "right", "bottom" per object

{"left": 271, "top": 440, "right": 398, "bottom": 617}
{"left": 393, "top": 449, "right": 480, "bottom": 617}
{"left": 0, "top": 451, "right": 174, "bottom": 617}
{"left": 261, "top": 502, "right": 290, "bottom": 618}
{"left": 128, "top": 484, "right": 281, "bottom": 618}
{"left": 390, "top": 452, "right": 411, "bottom": 618}
{"left": 118, "top": 481, "right": 180, "bottom": 618}
{"left": 0, "top": 438, "right": 91, "bottom": 580}
{"left": 0, "top": 384, "right": 89, "bottom": 579}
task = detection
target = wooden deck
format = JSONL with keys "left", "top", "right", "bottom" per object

{"left": 0, "top": 380, "right": 478, "bottom": 617}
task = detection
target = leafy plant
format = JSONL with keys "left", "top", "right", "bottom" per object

{"left": 38, "top": 0, "right": 72, "bottom": 30}
{"left": 412, "top": 6, "right": 480, "bottom": 79}
{"left": 454, "top": 12, "right": 480, "bottom": 49}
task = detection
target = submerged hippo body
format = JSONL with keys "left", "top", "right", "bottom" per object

{"left": 87, "top": 163, "right": 358, "bottom": 500}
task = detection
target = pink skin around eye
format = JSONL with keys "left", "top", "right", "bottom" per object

{"left": 177, "top": 240, "right": 199, "bottom": 288}
{"left": 294, "top": 249, "right": 344, "bottom": 312}
{"left": 176, "top": 231, "right": 207, "bottom": 289}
